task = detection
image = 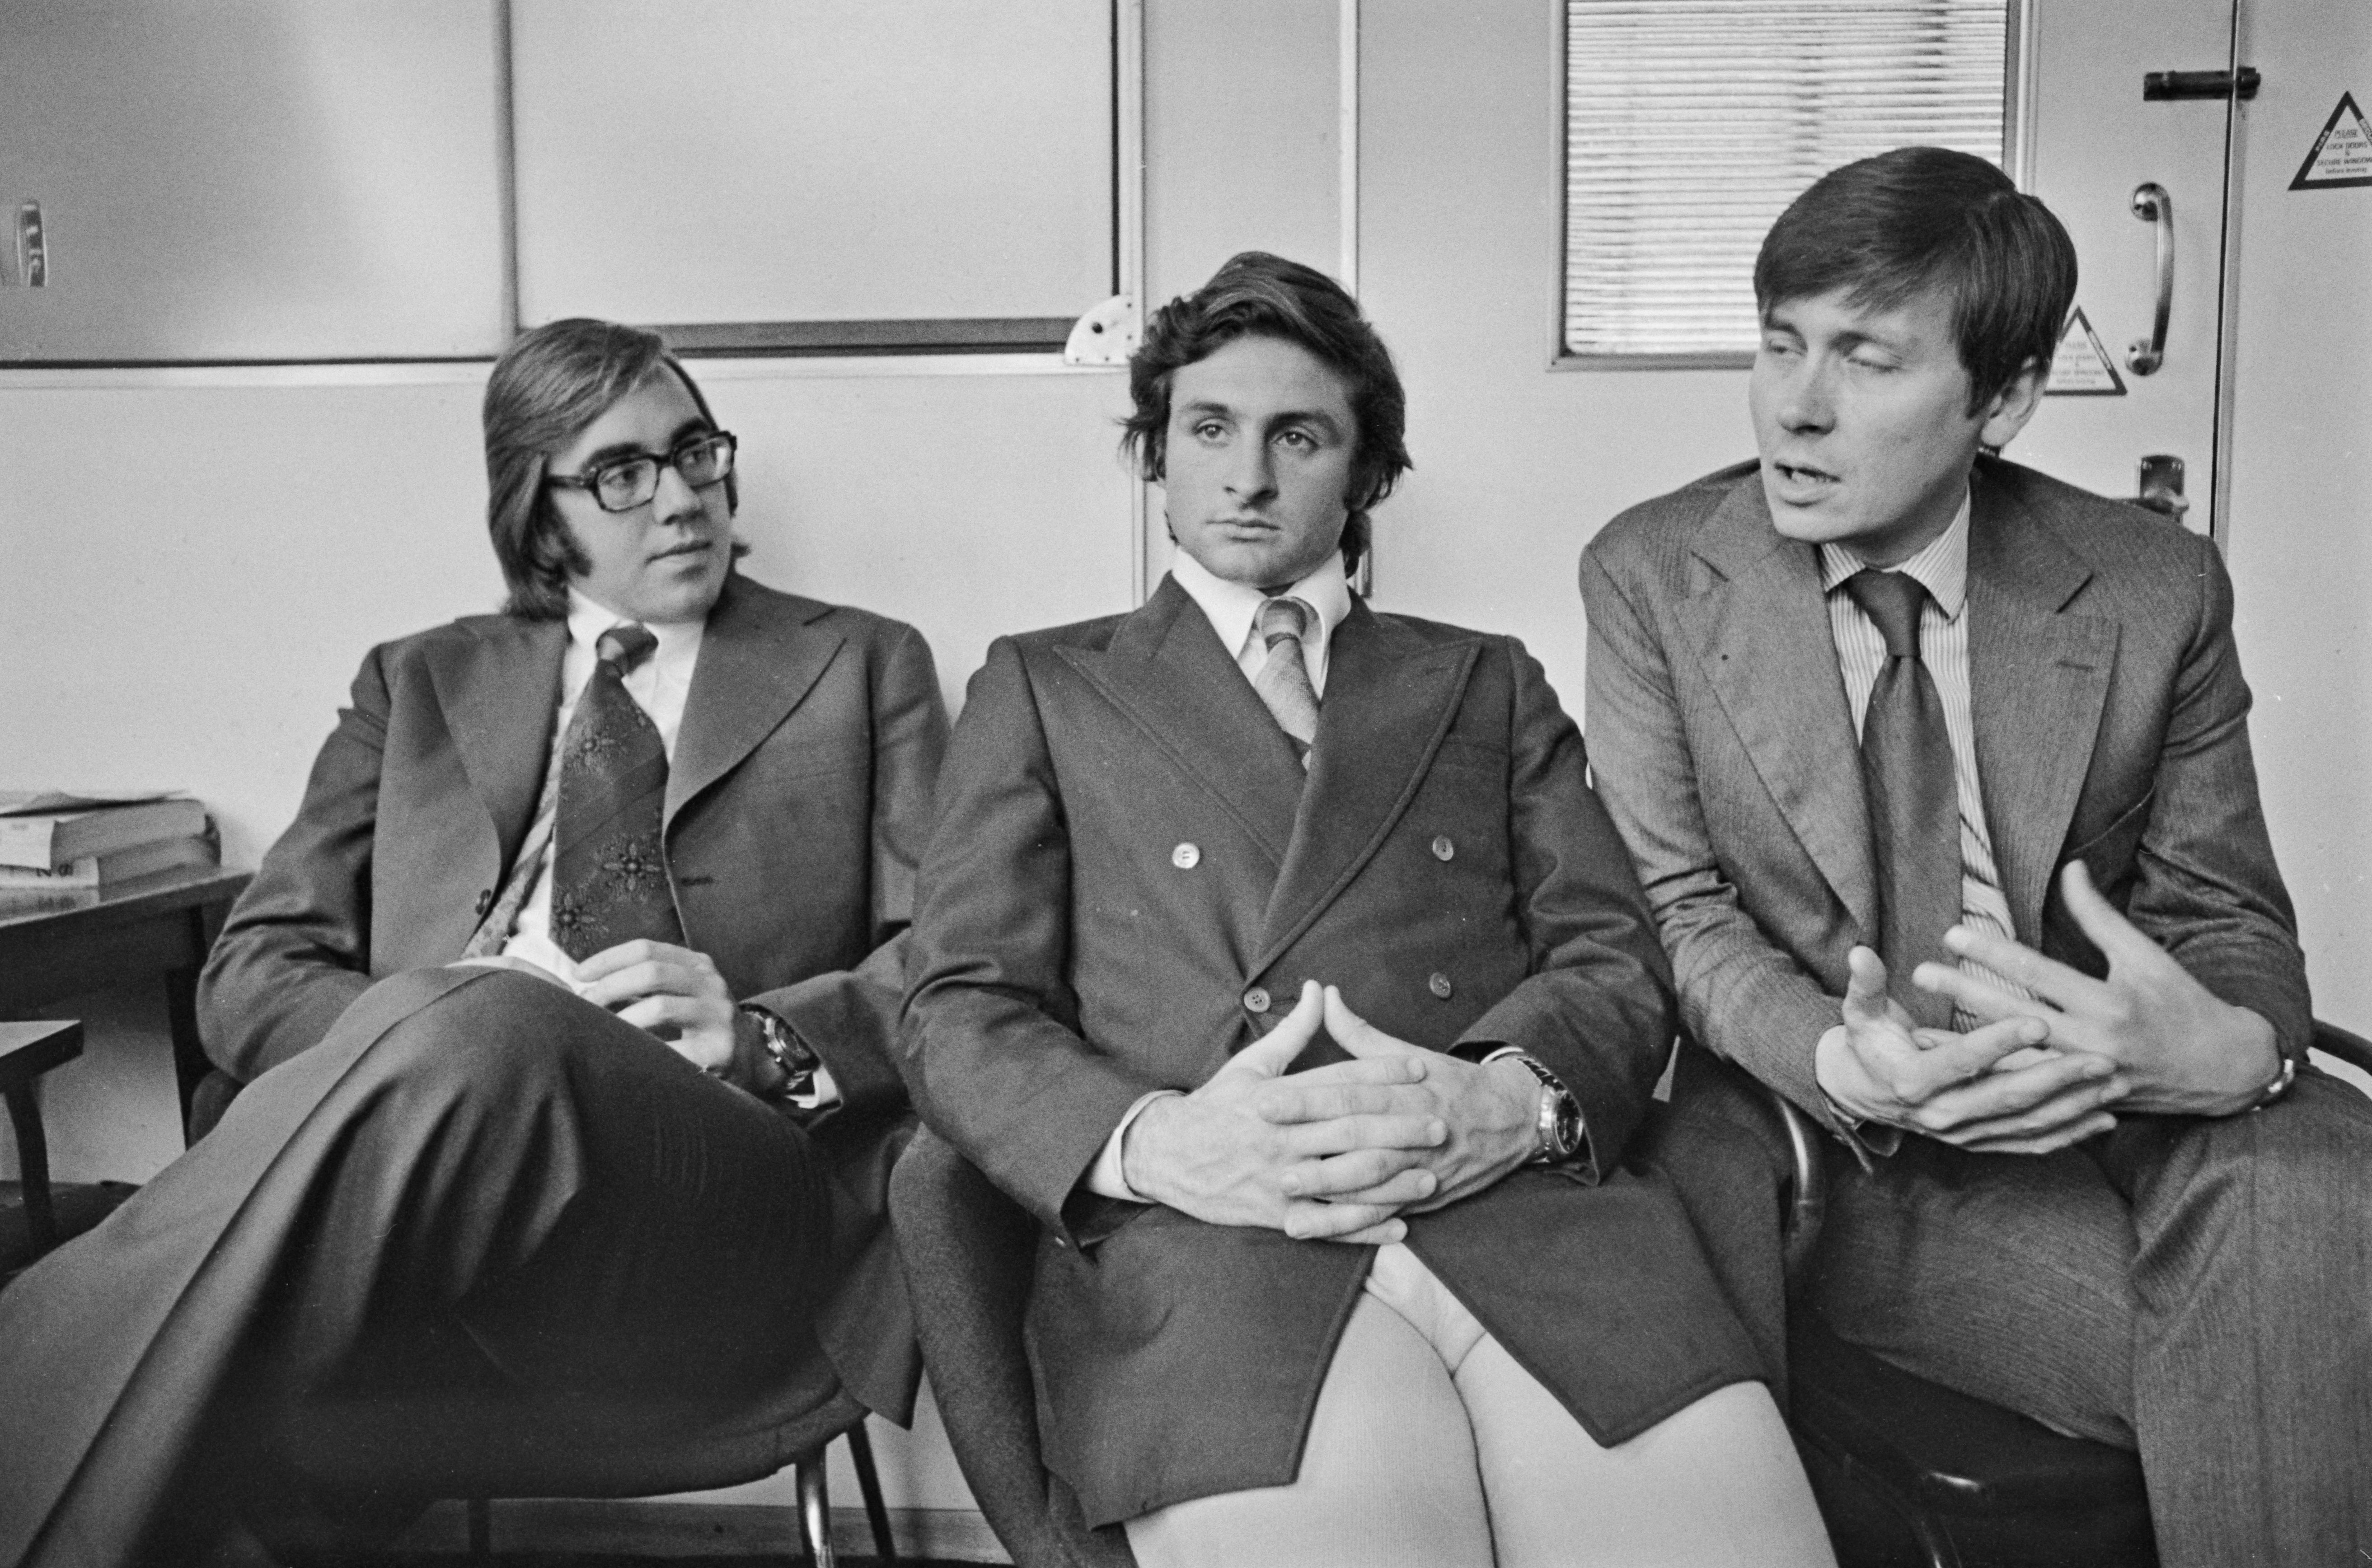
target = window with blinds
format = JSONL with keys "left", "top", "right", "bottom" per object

{"left": 1561, "top": 0, "right": 2012, "bottom": 364}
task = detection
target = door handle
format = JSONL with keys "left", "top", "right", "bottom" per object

{"left": 2127, "top": 183, "right": 2172, "bottom": 375}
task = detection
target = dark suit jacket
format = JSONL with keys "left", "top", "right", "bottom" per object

{"left": 902, "top": 576, "right": 1767, "bottom": 1527}
{"left": 197, "top": 571, "right": 948, "bottom": 1416}
{"left": 1580, "top": 456, "right": 2310, "bottom": 1140}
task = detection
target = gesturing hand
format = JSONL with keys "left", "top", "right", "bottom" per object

{"left": 1122, "top": 981, "right": 1446, "bottom": 1245}
{"left": 1253, "top": 987, "right": 1539, "bottom": 1214}
{"left": 1818, "top": 945, "right": 2125, "bottom": 1155}
{"left": 1914, "top": 861, "right": 2282, "bottom": 1117}
{"left": 574, "top": 938, "right": 740, "bottom": 1078}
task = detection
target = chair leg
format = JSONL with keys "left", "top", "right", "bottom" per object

{"left": 845, "top": 1422, "right": 896, "bottom": 1564}
{"left": 4, "top": 1084, "right": 56, "bottom": 1255}
{"left": 465, "top": 1497, "right": 492, "bottom": 1555}
{"left": 796, "top": 1450, "right": 837, "bottom": 1568}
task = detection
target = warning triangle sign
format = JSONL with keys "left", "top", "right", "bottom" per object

{"left": 2045, "top": 306, "right": 2125, "bottom": 397}
{"left": 2292, "top": 91, "right": 2372, "bottom": 190}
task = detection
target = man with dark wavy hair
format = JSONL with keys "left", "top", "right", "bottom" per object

{"left": 905, "top": 253, "right": 1834, "bottom": 1566}
{"left": 1583, "top": 148, "right": 2372, "bottom": 1560}
{"left": 0, "top": 318, "right": 946, "bottom": 1564}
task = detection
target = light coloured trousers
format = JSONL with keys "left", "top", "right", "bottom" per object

{"left": 1125, "top": 1243, "right": 1834, "bottom": 1568}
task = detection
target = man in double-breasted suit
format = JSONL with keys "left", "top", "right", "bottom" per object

{"left": 0, "top": 319, "right": 945, "bottom": 1565}
{"left": 904, "top": 253, "right": 1834, "bottom": 1568}
{"left": 1581, "top": 150, "right": 2372, "bottom": 1563}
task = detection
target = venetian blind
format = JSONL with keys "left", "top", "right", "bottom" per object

{"left": 1563, "top": 0, "right": 2009, "bottom": 360}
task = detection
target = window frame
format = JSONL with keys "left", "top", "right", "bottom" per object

{"left": 503, "top": 0, "right": 1128, "bottom": 362}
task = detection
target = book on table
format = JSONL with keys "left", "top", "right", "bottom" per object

{"left": 0, "top": 833, "right": 219, "bottom": 891}
{"left": 0, "top": 796, "right": 211, "bottom": 873}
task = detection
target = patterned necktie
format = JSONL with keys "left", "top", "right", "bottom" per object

{"left": 1253, "top": 597, "right": 1320, "bottom": 767}
{"left": 550, "top": 623, "right": 685, "bottom": 962}
{"left": 1845, "top": 570, "right": 1960, "bottom": 1030}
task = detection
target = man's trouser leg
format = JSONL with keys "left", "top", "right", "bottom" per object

{"left": 2105, "top": 1068, "right": 2372, "bottom": 1565}
{"left": 1811, "top": 1068, "right": 2372, "bottom": 1567}
{"left": 0, "top": 967, "right": 832, "bottom": 1566}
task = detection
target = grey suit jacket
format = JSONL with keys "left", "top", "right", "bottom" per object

{"left": 197, "top": 570, "right": 948, "bottom": 1416}
{"left": 904, "top": 576, "right": 1766, "bottom": 1526}
{"left": 1580, "top": 456, "right": 2309, "bottom": 1138}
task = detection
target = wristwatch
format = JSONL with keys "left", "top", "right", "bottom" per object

{"left": 738, "top": 1005, "right": 819, "bottom": 1105}
{"left": 1505, "top": 1053, "right": 1585, "bottom": 1166}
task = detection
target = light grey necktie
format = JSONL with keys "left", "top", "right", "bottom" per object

{"left": 1253, "top": 597, "right": 1320, "bottom": 767}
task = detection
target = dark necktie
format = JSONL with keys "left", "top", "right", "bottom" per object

{"left": 550, "top": 623, "right": 685, "bottom": 962}
{"left": 1844, "top": 570, "right": 1959, "bottom": 1030}
{"left": 1253, "top": 596, "right": 1320, "bottom": 768}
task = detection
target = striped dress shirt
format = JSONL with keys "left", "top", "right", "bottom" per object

{"left": 1819, "top": 493, "right": 2028, "bottom": 1020}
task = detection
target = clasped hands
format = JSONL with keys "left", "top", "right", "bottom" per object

{"left": 1816, "top": 861, "right": 2282, "bottom": 1153}
{"left": 1119, "top": 981, "right": 1542, "bottom": 1245}
{"left": 453, "top": 940, "right": 750, "bottom": 1083}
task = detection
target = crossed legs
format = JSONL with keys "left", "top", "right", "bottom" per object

{"left": 1125, "top": 1244, "right": 1834, "bottom": 1568}
{"left": 0, "top": 968, "right": 834, "bottom": 1564}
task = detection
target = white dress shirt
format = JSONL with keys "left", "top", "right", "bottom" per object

{"left": 1084, "top": 552, "right": 1355, "bottom": 1201}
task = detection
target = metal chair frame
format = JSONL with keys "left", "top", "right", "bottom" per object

{"left": 459, "top": 1422, "right": 895, "bottom": 1566}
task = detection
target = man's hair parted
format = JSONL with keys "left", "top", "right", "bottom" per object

{"left": 482, "top": 317, "right": 741, "bottom": 620}
{"left": 1755, "top": 146, "right": 2078, "bottom": 413}
{"left": 1121, "top": 251, "right": 1410, "bottom": 575}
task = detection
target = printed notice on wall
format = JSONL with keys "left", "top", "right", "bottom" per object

{"left": 2045, "top": 306, "right": 2125, "bottom": 396}
{"left": 2291, "top": 92, "right": 2372, "bottom": 191}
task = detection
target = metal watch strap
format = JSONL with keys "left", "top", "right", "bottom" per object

{"left": 739, "top": 1005, "right": 817, "bottom": 1104}
{"left": 1505, "top": 1053, "right": 1582, "bottom": 1165}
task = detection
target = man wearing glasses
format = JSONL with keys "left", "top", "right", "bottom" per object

{"left": 0, "top": 318, "right": 946, "bottom": 1563}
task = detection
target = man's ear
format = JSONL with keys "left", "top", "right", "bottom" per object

{"left": 1978, "top": 357, "right": 2049, "bottom": 450}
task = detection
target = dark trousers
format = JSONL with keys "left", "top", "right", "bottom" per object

{"left": 1811, "top": 1067, "right": 2372, "bottom": 1568}
{"left": 0, "top": 967, "right": 831, "bottom": 1567}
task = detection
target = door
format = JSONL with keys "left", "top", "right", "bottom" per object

{"left": 2012, "top": 0, "right": 2244, "bottom": 537}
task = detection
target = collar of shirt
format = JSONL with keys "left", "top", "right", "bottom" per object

{"left": 562, "top": 588, "right": 706, "bottom": 757}
{"left": 1169, "top": 547, "right": 1354, "bottom": 697}
{"left": 1818, "top": 486, "right": 1972, "bottom": 623}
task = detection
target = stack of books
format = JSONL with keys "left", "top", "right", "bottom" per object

{"left": 0, "top": 790, "right": 218, "bottom": 894}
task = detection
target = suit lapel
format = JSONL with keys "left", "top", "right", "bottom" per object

{"left": 1678, "top": 477, "right": 1879, "bottom": 937}
{"left": 1965, "top": 467, "right": 2116, "bottom": 945}
{"left": 1252, "top": 602, "right": 1477, "bottom": 970}
{"left": 667, "top": 575, "right": 843, "bottom": 824}
{"left": 427, "top": 617, "right": 566, "bottom": 869}
{"left": 1058, "top": 576, "right": 1307, "bottom": 863}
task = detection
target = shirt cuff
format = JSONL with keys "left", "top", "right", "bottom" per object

{"left": 1086, "top": 1090, "right": 1184, "bottom": 1201}
{"left": 791, "top": 1062, "right": 841, "bottom": 1113}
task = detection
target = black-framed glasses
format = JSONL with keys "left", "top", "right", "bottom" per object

{"left": 546, "top": 431, "right": 738, "bottom": 514}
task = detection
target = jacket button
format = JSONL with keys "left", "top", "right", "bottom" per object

{"left": 473, "top": 889, "right": 495, "bottom": 917}
{"left": 1431, "top": 834, "right": 1455, "bottom": 861}
{"left": 1428, "top": 972, "right": 1453, "bottom": 1000}
{"left": 1172, "top": 843, "right": 1200, "bottom": 869}
{"left": 1244, "top": 987, "right": 1271, "bottom": 1014}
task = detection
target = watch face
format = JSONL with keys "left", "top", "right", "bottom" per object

{"left": 1554, "top": 1095, "right": 1583, "bottom": 1159}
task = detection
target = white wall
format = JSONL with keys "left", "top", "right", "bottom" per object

{"left": 1359, "top": 0, "right": 1752, "bottom": 701}
{"left": 2224, "top": 0, "right": 2372, "bottom": 1049}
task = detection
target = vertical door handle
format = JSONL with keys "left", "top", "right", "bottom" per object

{"left": 2127, "top": 183, "right": 2172, "bottom": 374}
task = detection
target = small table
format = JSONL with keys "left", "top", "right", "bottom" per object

{"left": 0, "top": 867, "right": 251, "bottom": 1140}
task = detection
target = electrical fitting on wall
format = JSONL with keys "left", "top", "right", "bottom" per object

{"left": 13, "top": 201, "right": 48, "bottom": 287}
